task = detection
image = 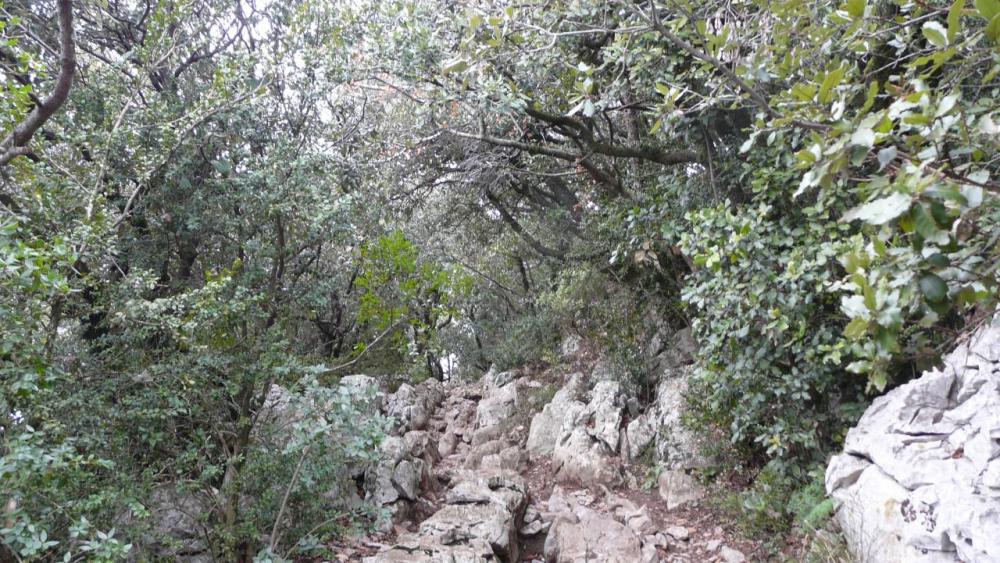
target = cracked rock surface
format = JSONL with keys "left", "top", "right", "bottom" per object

{"left": 826, "top": 322, "right": 1000, "bottom": 562}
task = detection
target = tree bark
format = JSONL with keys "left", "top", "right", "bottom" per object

{"left": 0, "top": 0, "right": 76, "bottom": 166}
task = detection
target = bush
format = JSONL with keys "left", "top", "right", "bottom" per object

{"left": 680, "top": 202, "right": 868, "bottom": 467}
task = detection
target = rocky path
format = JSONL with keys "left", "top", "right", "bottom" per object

{"left": 356, "top": 346, "right": 763, "bottom": 562}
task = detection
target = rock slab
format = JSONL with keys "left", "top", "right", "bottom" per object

{"left": 826, "top": 322, "right": 1000, "bottom": 562}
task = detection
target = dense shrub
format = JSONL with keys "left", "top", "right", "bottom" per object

{"left": 680, "top": 200, "right": 868, "bottom": 465}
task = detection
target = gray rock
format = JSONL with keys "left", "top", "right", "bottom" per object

{"left": 481, "top": 446, "right": 524, "bottom": 472}
{"left": 474, "top": 381, "right": 520, "bottom": 432}
{"left": 623, "top": 506, "right": 657, "bottom": 536}
{"left": 142, "top": 486, "right": 211, "bottom": 561}
{"left": 649, "top": 327, "right": 697, "bottom": 375}
{"left": 719, "top": 546, "right": 746, "bottom": 563}
{"left": 585, "top": 381, "right": 624, "bottom": 452}
{"left": 384, "top": 379, "right": 445, "bottom": 434}
{"left": 553, "top": 425, "right": 623, "bottom": 486}
{"left": 483, "top": 366, "right": 518, "bottom": 390}
{"left": 386, "top": 384, "right": 430, "bottom": 432}
{"left": 526, "top": 373, "right": 587, "bottom": 458}
{"left": 826, "top": 322, "right": 1000, "bottom": 563}
{"left": 650, "top": 371, "right": 709, "bottom": 469}
{"left": 624, "top": 414, "right": 656, "bottom": 460}
{"left": 560, "top": 334, "right": 583, "bottom": 359}
{"left": 543, "top": 486, "right": 642, "bottom": 563}
{"left": 464, "top": 440, "right": 506, "bottom": 469}
{"left": 529, "top": 375, "right": 629, "bottom": 486}
{"left": 339, "top": 374, "right": 380, "bottom": 396}
{"left": 591, "top": 358, "right": 617, "bottom": 382}
{"left": 369, "top": 471, "right": 528, "bottom": 563}
{"left": 392, "top": 459, "right": 422, "bottom": 501}
{"left": 657, "top": 469, "right": 703, "bottom": 510}
{"left": 664, "top": 525, "right": 689, "bottom": 541}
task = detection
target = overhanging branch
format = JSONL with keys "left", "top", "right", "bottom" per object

{"left": 0, "top": 0, "right": 76, "bottom": 167}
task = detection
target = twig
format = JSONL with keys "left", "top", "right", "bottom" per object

{"left": 268, "top": 445, "right": 310, "bottom": 554}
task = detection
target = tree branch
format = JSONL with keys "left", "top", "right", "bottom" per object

{"left": 483, "top": 188, "right": 567, "bottom": 259}
{"left": 0, "top": 0, "right": 76, "bottom": 167}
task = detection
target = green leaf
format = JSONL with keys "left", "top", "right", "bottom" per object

{"left": 987, "top": 14, "right": 1000, "bottom": 43}
{"left": 877, "top": 146, "right": 897, "bottom": 171}
{"left": 926, "top": 253, "right": 950, "bottom": 268}
{"left": 922, "top": 21, "right": 949, "bottom": 47}
{"left": 861, "top": 81, "right": 880, "bottom": 113}
{"left": 213, "top": 160, "right": 232, "bottom": 175}
{"left": 948, "top": 0, "right": 965, "bottom": 41}
{"left": 818, "top": 66, "right": 846, "bottom": 104}
{"left": 845, "top": 0, "right": 867, "bottom": 18}
{"left": 919, "top": 273, "right": 948, "bottom": 302}
{"left": 911, "top": 204, "right": 939, "bottom": 239}
{"left": 976, "top": 0, "right": 1000, "bottom": 20}
{"left": 844, "top": 317, "right": 868, "bottom": 340}
{"left": 442, "top": 58, "right": 469, "bottom": 74}
{"left": 869, "top": 370, "right": 888, "bottom": 392}
{"left": 841, "top": 192, "right": 912, "bottom": 225}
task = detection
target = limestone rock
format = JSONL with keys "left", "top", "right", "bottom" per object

{"left": 826, "top": 322, "right": 1000, "bottom": 563}
{"left": 624, "top": 414, "right": 656, "bottom": 461}
{"left": 650, "top": 371, "right": 708, "bottom": 469}
{"left": 664, "top": 525, "right": 689, "bottom": 541}
{"left": 526, "top": 373, "right": 587, "bottom": 458}
{"left": 585, "top": 380, "right": 624, "bottom": 452}
{"left": 142, "top": 486, "right": 211, "bottom": 561}
{"left": 474, "top": 381, "right": 520, "bottom": 433}
{"left": 543, "top": 487, "right": 642, "bottom": 563}
{"left": 560, "top": 334, "right": 583, "bottom": 360}
{"left": 548, "top": 379, "right": 631, "bottom": 485}
{"left": 481, "top": 446, "right": 525, "bottom": 472}
{"left": 719, "top": 546, "right": 746, "bottom": 563}
{"left": 483, "top": 366, "right": 518, "bottom": 390}
{"left": 657, "top": 469, "right": 703, "bottom": 510}
{"left": 368, "top": 471, "right": 528, "bottom": 563}
{"left": 386, "top": 384, "right": 430, "bottom": 432}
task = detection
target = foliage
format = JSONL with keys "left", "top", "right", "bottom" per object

{"left": 355, "top": 231, "right": 472, "bottom": 378}
{"left": 5, "top": 0, "right": 1000, "bottom": 557}
{"left": 680, "top": 199, "right": 867, "bottom": 463}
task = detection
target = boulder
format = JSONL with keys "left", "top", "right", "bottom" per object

{"left": 482, "top": 366, "right": 518, "bottom": 390}
{"left": 657, "top": 469, "right": 703, "bottom": 510}
{"left": 585, "top": 381, "right": 625, "bottom": 452}
{"left": 719, "top": 546, "right": 747, "bottom": 563}
{"left": 368, "top": 472, "right": 528, "bottom": 563}
{"left": 560, "top": 334, "right": 583, "bottom": 360}
{"left": 526, "top": 373, "right": 587, "bottom": 457}
{"left": 615, "top": 365, "right": 709, "bottom": 469}
{"left": 481, "top": 446, "right": 525, "bottom": 472}
{"left": 551, "top": 384, "right": 627, "bottom": 486}
{"left": 365, "top": 433, "right": 439, "bottom": 529}
{"left": 142, "top": 486, "right": 211, "bottom": 562}
{"left": 649, "top": 327, "right": 697, "bottom": 374}
{"left": 649, "top": 371, "right": 708, "bottom": 468}
{"left": 385, "top": 379, "right": 446, "bottom": 434}
{"left": 339, "top": 374, "right": 381, "bottom": 398}
{"left": 543, "top": 487, "right": 643, "bottom": 563}
{"left": 623, "top": 414, "right": 656, "bottom": 460}
{"left": 474, "top": 381, "right": 520, "bottom": 433}
{"left": 386, "top": 384, "right": 431, "bottom": 432}
{"left": 826, "top": 322, "right": 1000, "bottom": 563}
{"left": 528, "top": 375, "right": 627, "bottom": 486}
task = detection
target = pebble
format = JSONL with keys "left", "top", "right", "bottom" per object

{"left": 665, "top": 525, "right": 690, "bottom": 541}
{"left": 719, "top": 545, "right": 746, "bottom": 563}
